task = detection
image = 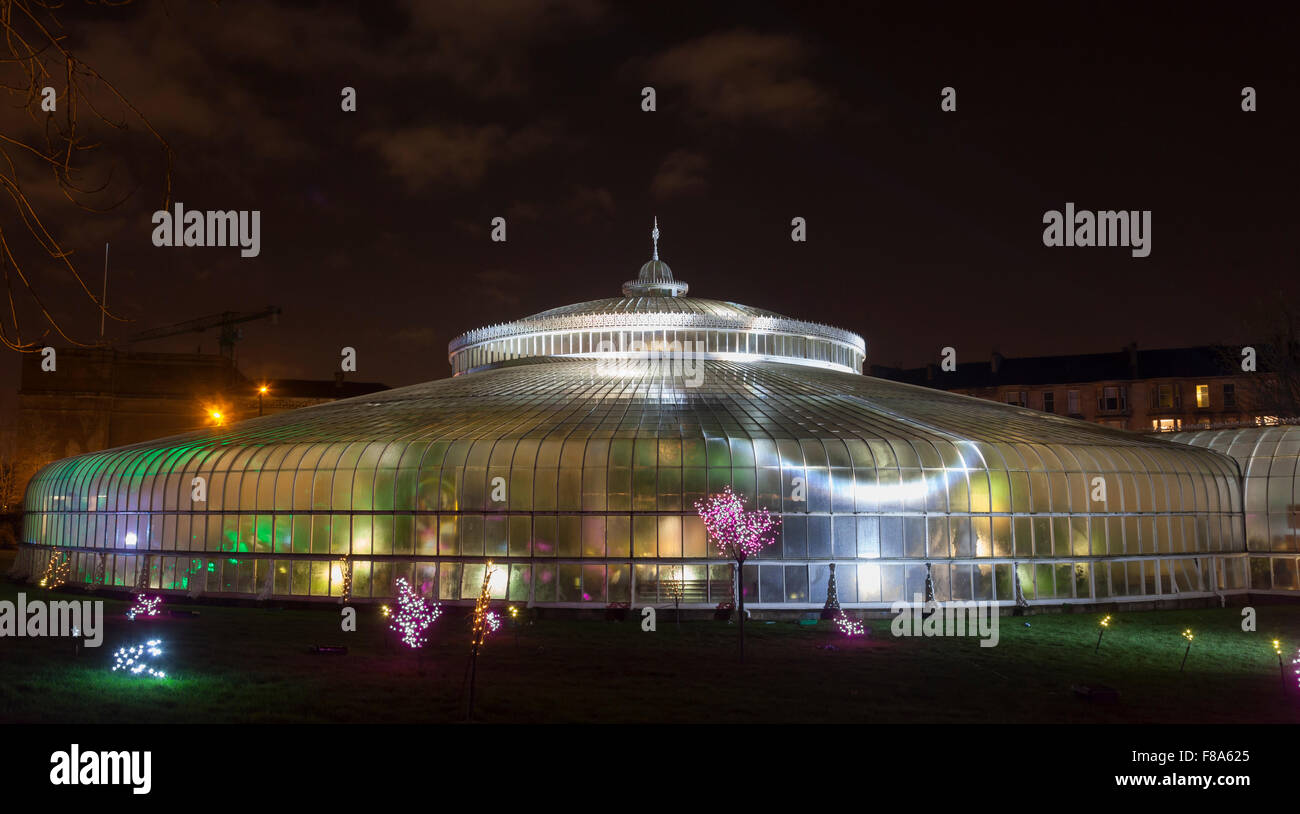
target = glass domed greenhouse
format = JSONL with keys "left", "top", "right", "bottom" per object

{"left": 15, "top": 223, "right": 1290, "bottom": 609}
{"left": 1168, "top": 425, "right": 1300, "bottom": 595}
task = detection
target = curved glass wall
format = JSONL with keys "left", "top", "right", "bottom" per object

{"left": 1168, "top": 425, "right": 1300, "bottom": 593}
{"left": 19, "top": 358, "right": 1246, "bottom": 608}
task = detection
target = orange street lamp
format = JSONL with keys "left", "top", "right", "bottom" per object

{"left": 257, "top": 384, "right": 269, "bottom": 416}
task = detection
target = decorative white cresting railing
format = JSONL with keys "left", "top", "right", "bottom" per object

{"left": 448, "top": 311, "right": 865, "bottom": 353}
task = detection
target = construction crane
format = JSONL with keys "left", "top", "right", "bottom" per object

{"left": 122, "top": 306, "right": 282, "bottom": 357}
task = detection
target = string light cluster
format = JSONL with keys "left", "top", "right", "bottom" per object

{"left": 389, "top": 577, "right": 441, "bottom": 649}
{"left": 37, "top": 549, "right": 70, "bottom": 589}
{"left": 126, "top": 595, "right": 162, "bottom": 620}
{"left": 664, "top": 565, "right": 685, "bottom": 605}
{"left": 470, "top": 564, "right": 497, "bottom": 649}
{"left": 111, "top": 640, "right": 167, "bottom": 679}
{"left": 694, "top": 486, "right": 781, "bottom": 563}
{"left": 466, "top": 564, "right": 498, "bottom": 720}
{"left": 832, "top": 611, "right": 864, "bottom": 637}
{"left": 338, "top": 557, "right": 353, "bottom": 602}
{"left": 135, "top": 555, "right": 152, "bottom": 591}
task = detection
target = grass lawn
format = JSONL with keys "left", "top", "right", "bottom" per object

{"left": 2, "top": 557, "right": 1298, "bottom": 724}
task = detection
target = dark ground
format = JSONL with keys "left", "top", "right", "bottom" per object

{"left": 1, "top": 552, "right": 1297, "bottom": 724}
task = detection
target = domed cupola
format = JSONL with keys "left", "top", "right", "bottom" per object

{"left": 447, "top": 217, "right": 866, "bottom": 375}
{"left": 621, "top": 218, "right": 689, "bottom": 297}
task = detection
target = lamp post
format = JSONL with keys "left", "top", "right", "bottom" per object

{"left": 258, "top": 385, "right": 268, "bottom": 416}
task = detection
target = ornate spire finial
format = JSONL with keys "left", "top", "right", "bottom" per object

{"left": 652, "top": 216, "right": 660, "bottom": 261}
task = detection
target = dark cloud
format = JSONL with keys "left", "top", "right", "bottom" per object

{"left": 392, "top": 325, "right": 438, "bottom": 346}
{"left": 651, "top": 150, "right": 709, "bottom": 199}
{"left": 642, "top": 29, "right": 832, "bottom": 128}
{"left": 565, "top": 185, "right": 616, "bottom": 223}
{"left": 470, "top": 269, "right": 529, "bottom": 310}
{"left": 360, "top": 120, "right": 570, "bottom": 191}
{"left": 400, "top": 0, "right": 608, "bottom": 95}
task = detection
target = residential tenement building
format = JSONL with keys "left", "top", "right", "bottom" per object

{"left": 870, "top": 345, "right": 1285, "bottom": 433}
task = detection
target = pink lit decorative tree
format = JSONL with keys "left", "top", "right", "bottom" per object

{"left": 695, "top": 486, "right": 781, "bottom": 660}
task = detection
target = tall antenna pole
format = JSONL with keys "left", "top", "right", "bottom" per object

{"left": 100, "top": 242, "right": 109, "bottom": 339}
{"left": 102, "top": 241, "right": 113, "bottom": 448}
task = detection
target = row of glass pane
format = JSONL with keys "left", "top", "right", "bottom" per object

{"left": 453, "top": 327, "right": 863, "bottom": 374}
{"left": 25, "top": 509, "right": 1244, "bottom": 558}
{"left": 20, "top": 548, "right": 1258, "bottom": 603}
{"left": 29, "top": 446, "right": 1241, "bottom": 516}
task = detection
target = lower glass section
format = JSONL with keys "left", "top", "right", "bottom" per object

{"left": 12, "top": 543, "right": 1275, "bottom": 606}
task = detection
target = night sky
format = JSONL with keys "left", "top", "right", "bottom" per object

{"left": 1, "top": 1, "right": 1297, "bottom": 410}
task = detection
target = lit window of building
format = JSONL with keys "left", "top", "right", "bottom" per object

{"left": 1196, "top": 384, "right": 1210, "bottom": 408}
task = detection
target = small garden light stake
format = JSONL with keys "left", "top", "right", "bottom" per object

{"left": 1095, "top": 615, "right": 1111, "bottom": 654}
{"left": 1180, "top": 628, "right": 1194, "bottom": 672}
{"left": 1275, "top": 640, "right": 1286, "bottom": 694}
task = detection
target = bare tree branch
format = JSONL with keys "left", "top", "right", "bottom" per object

{"left": 0, "top": 0, "right": 174, "bottom": 351}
